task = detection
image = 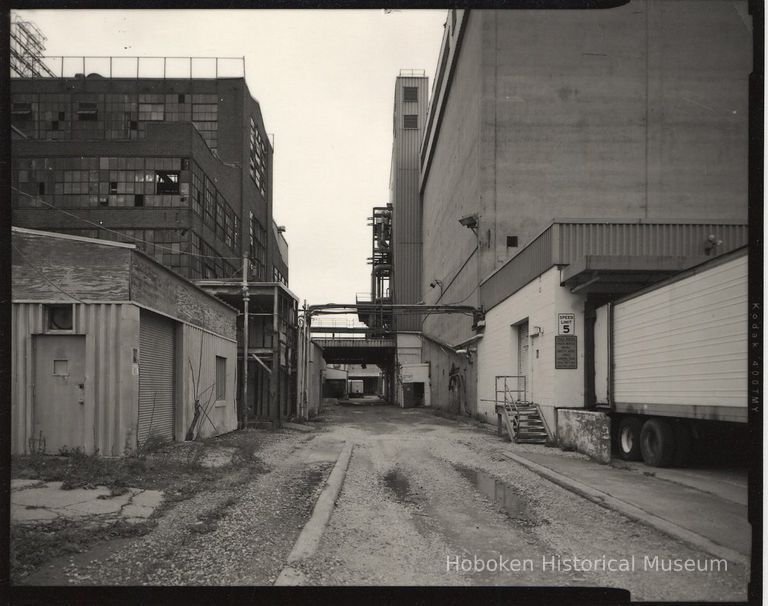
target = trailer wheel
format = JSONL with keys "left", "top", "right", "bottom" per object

{"left": 640, "top": 418, "right": 676, "bottom": 467}
{"left": 617, "top": 417, "right": 643, "bottom": 461}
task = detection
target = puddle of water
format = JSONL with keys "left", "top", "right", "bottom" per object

{"left": 383, "top": 469, "right": 413, "bottom": 503}
{"left": 453, "top": 464, "right": 535, "bottom": 524}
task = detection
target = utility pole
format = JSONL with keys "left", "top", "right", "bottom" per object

{"left": 303, "top": 300, "right": 310, "bottom": 420}
{"left": 270, "top": 285, "right": 280, "bottom": 427}
{"left": 241, "top": 256, "right": 249, "bottom": 429}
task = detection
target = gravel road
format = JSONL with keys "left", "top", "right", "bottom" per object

{"left": 291, "top": 403, "right": 749, "bottom": 601}
{"left": 20, "top": 402, "right": 749, "bottom": 600}
{"left": 22, "top": 430, "right": 337, "bottom": 586}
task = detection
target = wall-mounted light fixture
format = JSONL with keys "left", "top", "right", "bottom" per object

{"left": 704, "top": 234, "right": 722, "bottom": 255}
{"left": 458, "top": 213, "right": 479, "bottom": 232}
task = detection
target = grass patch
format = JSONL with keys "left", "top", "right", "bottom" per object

{"left": 11, "top": 429, "right": 275, "bottom": 580}
{"left": 10, "top": 517, "right": 156, "bottom": 582}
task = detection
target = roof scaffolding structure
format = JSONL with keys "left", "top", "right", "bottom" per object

{"left": 10, "top": 17, "right": 57, "bottom": 78}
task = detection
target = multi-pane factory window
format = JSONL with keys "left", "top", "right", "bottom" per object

{"left": 76, "top": 102, "right": 98, "bottom": 121}
{"left": 191, "top": 162, "right": 204, "bottom": 216}
{"left": 12, "top": 156, "right": 191, "bottom": 209}
{"left": 156, "top": 171, "right": 180, "bottom": 194}
{"left": 403, "top": 114, "right": 418, "bottom": 129}
{"left": 11, "top": 91, "right": 219, "bottom": 151}
{"left": 52, "top": 227, "right": 237, "bottom": 280}
{"left": 138, "top": 103, "right": 165, "bottom": 121}
{"left": 248, "top": 116, "right": 267, "bottom": 196}
{"left": 403, "top": 87, "right": 418, "bottom": 102}
{"left": 248, "top": 211, "right": 267, "bottom": 280}
{"left": 187, "top": 160, "right": 239, "bottom": 253}
{"left": 272, "top": 266, "right": 288, "bottom": 287}
{"left": 204, "top": 178, "right": 216, "bottom": 226}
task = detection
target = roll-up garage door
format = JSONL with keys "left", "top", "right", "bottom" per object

{"left": 138, "top": 310, "right": 176, "bottom": 443}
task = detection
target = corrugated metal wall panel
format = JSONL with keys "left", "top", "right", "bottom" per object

{"left": 481, "top": 221, "right": 747, "bottom": 312}
{"left": 392, "top": 76, "right": 428, "bottom": 331}
{"left": 556, "top": 222, "right": 748, "bottom": 263}
{"left": 138, "top": 310, "right": 176, "bottom": 443}
{"left": 612, "top": 253, "right": 747, "bottom": 409}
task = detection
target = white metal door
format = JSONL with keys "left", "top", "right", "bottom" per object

{"left": 517, "top": 321, "right": 529, "bottom": 400}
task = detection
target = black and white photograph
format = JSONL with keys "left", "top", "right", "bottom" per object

{"left": 7, "top": 3, "right": 761, "bottom": 603}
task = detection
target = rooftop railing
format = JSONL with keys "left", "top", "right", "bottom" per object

{"left": 398, "top": 68, "right": 426, "bottom": 77}
{"left": 10, "top": 55, "right": 246, "bottom": 79}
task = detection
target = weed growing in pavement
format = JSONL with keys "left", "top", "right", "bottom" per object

{"left": 10, "top": 517, "right": 157, "bottom": 582}
{"left": 188, "top": 494, "right": 240, "bottom": 534}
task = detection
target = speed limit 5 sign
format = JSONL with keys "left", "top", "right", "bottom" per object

{"left": 558, "top": 313, "right": 575, "bottom": 335}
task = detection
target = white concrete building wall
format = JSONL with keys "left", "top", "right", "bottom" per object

{"left": 396, "top": 333, "right": 422, "bottom": 365}
{"left": 476, "top": 267, "right": 586, "bottom": 430}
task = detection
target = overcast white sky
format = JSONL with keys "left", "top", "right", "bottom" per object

{"left": 15, "top": 9, "right": 447, "bottom": 322}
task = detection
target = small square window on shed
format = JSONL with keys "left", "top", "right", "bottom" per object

{"left": 53, "top": 360, "right": 69, "bottom": 376}
{"left": 46, "top": 304, "right": 74, "bottom": 331}
{"left": 403, "top": 87, "right": 418, "bottom": 102}
{"left": 155, "top": 171, "right": 180, "bottom": 194}
{"left": 506, "top": 236, "right": 519, "bottom": 248}
{"left": 215, "top": 356, "right": 227, "bottom": 400}
{"left": 403, "top": 114, "right": 418, "bottom": 129}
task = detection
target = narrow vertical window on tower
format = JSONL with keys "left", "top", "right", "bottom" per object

{"left": 403, "top": 114, "right": 418, "bottom": 129}
{"left": 403, "top": 87, "right": 418, "bottom": 102}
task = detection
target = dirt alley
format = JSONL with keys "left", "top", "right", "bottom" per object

{"left": 17, "top": 401, "right": 749, "bottom": 600}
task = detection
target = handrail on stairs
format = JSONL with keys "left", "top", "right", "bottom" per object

{"left": 533, "top": 402, "right": 553, "bottom": 443}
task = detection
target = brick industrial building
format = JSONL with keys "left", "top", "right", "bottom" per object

{"left": 11, "top": 58, "right": 297, "bottom": 427}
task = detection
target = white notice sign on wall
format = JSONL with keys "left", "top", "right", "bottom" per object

{"left": 558, "top": 313, "right": 575, "bottom": 335}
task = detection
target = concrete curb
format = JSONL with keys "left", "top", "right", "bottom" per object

{"left": 501, "top": 451, "right": 750, "bottom": 568}
{"left": 274, "top": 442, "right": 354, "bottom": 586}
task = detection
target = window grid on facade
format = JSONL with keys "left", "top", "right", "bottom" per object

{"left": 248, "top": 116, "right": 267, "bottom": 196}
{"left": 12, "top": 155, "right": 239, "bottom": 254}
{"left": 248, "top": 211, "right": 267, "bottom": 280}
{"left": 12, "top": 91, "right": 219, "bottom": 151}
{"left": 50, "top": 226, "right": 237, "bottom": 280}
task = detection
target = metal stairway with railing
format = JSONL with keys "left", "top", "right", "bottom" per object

{"left": 507, "top": 401, "right": 548, "bottom": 444}
{"left": 495, "top": 376, "right": 549, "bottom": 445}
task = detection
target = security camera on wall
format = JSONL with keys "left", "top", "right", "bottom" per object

{"left": 458, "top": 213, "right": 479, "bottom": 229}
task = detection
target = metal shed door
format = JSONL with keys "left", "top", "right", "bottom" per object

{"left": 138, "top": 310, "right": 176, "bottom": 443}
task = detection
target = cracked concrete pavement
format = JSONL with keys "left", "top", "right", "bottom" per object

{"left": 11, "top": 480, "right": 163, "bottom": 524}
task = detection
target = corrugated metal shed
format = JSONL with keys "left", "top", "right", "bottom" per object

{"left": 12, "top": 302, "right": 140, "bottom": 456}
{"left": 479, "top": 220, "right": 748, "bottom": 312}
